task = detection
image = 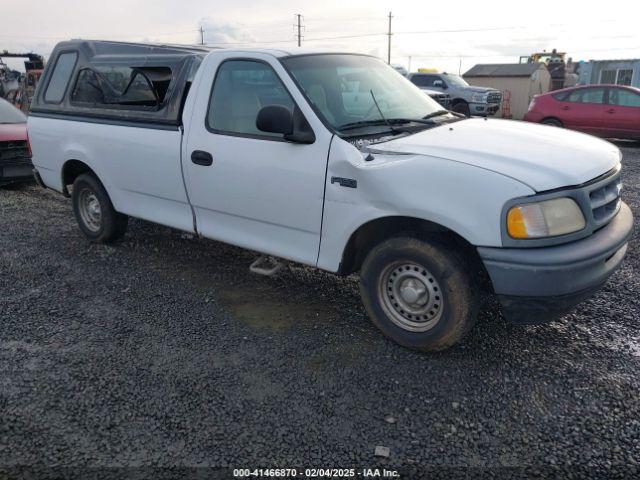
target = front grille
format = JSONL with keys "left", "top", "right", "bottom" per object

{"left": 487, "top": 92, "right": 502, "bottom": 104}
{"left": 589, "top": 174, "right": 622, "bottom": 227}
{"left": 0, "top": 140, "right": 30, "bottom": 163}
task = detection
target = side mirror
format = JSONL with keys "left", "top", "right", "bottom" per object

{"left": 256, "top": 105, "right": 293, "bottom": 135}
{"left": 256, "top": 105, "right": 315, "bottom": 144}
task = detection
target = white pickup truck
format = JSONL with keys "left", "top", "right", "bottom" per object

{"left": 29, "top": 40, "right": 633, "bottom": 351}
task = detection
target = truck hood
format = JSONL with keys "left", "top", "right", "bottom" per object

{"left": 420, "top": 88, "right": 447, "bottom": 95}
{"left": 369, "top": 118, "right": 621, "bottom": 192}
{"left": 463, "top": 86, "right": 499, "bottom": 94}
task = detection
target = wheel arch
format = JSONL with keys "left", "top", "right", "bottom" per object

{"left": 61, "top": 159, "right": 98, "bottom": 197}
{"left": 541, "top": 116, "right": 563, "bottom": 126}
{"left": 338, "top": 216, "right": 490, "bottom": 289}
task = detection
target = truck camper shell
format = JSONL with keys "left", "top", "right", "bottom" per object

{"left": 30, "top": 40, "right": 210, "bottom": 128}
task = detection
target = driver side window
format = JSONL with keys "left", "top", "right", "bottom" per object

{"left": 207, "top": 60, "right": 295, "bottom": 139}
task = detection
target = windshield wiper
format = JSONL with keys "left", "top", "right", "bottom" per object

{"left": 338, "top": 117, "right": 437, "bottom": 132}
{"left": 422, "top": 110, "right": 452, "bottom": 120}
{"left": 388, "top": 117, "right": 437, "bottom": 125}
{"left": 338, "top": 119, "right": 397, "bottom": 131}
{"left": 369, "top": 90, "right": 398, "bottom": 134}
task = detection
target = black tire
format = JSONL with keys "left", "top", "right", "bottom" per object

{"left": 359, "top": 237, "right": 479, "bottom": 351}
{"left": 451, "top": 101, "right": 471, "bottom": 117}
{"left": 542, "top": 118, "right": 563, "bottom": 127}
{"left": 71, "top": 173, "right": 128, "bottom": 243}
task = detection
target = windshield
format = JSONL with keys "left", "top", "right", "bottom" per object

{"left": 0, "top": 98, "right": 27, "bottom": 124}
{"left": 281, "top": 54, "right": 443, "bottom": 133}
{"left": 444, "top": 75, "right": 469, "bottom": 87}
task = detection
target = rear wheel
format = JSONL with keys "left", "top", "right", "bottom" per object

{"left": 359, "top": 237, "right": 480, "bottom": 351}
{"left": 452, "top": 101, "right": 471, "bottom": 117}
{"left": 71, "top": 173, "right": 128, "bottom": 243}
{"left": 542, "top": 118, "right": 563, "bottom": 127}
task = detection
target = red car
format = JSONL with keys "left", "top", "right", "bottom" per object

{"left": 524, "top": 84, "right": 640, "bottom": 140}
{"left": 0, "top": 97, "right": 32, "bottom": 186}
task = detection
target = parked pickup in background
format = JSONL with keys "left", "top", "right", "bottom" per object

{"left": 29, "top": 41, "right": 633, "bottom": 351}
{"left": 422, "top": 88, "right": 451, "bottom": 110}
{"left": 408, "top": 72, "right": 502, "bottom": 117}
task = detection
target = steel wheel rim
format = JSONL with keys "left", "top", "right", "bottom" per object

{"left": 78, "top": 188, "right": 102, "bottom": 233}
{"left": 378, "top": 261, "right": 444, "bottom": 332}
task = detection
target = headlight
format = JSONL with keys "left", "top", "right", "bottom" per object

{"left": 471, "top": 92, "right": 487, "bottom": 103}
{"left": 507, "top": 198, "right": 586, "bottom": 239}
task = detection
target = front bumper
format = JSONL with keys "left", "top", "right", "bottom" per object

{"left": 478, "top": 202, "right": 633, "bottom": 323}
{"left": 470, "top": 102, "right": 500, "bottom": 116}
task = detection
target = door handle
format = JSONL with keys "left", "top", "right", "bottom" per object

{"left": 561, "top": 106, "right": 570, "bottom": 110}
{"left": 191, "top": 150, "right": 213, "bottom": 166}
{"left": 606, "top": 108, "right": 616, "bottom": 114}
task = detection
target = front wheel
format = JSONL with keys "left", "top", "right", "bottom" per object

{"left": 71, "top": 173, "right": 128, "bottom": 243}
{"left": 359, "top": 237, "right": 479, "bottom": 351}
{"left": 542, "top": 118, "right": 563, "bottom": 128}
{"left": 451, "top": 101, "right": 471, "bottom": 117}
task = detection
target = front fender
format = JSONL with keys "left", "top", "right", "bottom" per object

{"left": 316, "top": 138, "right": 534, "bottom": 272}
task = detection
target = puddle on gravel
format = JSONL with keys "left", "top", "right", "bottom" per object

{"left": 218, "top": 287, "right": 337, "bottom": 332}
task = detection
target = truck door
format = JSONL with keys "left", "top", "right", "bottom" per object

{"left": 183, "top": 54, "right": 333, "bottom": 266}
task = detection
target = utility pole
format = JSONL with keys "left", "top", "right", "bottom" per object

{"left": 295, "top": 14, "right": 303, "bottom": 47}
{"left": 199, "top": 25, "right": 205, "bottom": 45}
{"left": 408, "top": 56, "right": 412, "bottom": 73}
{"left": 387, "top": 11, "right": 393, "bottom": 64}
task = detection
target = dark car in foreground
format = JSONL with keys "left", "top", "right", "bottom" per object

{"left": 0, "top": 97, "right": 32, "bottom": 186}
{"left": 524, "top": 85, "right": 640, "bottom": 140}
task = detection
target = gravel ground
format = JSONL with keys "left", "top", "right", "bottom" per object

{"left": 1, "top": 143, "right": 639, "bottom": 478}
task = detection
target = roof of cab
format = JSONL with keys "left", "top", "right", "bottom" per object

{"left": 54, "top": 39, "right": 362, "bottom": 59}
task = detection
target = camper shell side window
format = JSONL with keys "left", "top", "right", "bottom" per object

{"left": 43, "top": 51, "right": 78, "bottom": 104}
{"left": 71, "top": 66, "right": 173, "bottom": 110}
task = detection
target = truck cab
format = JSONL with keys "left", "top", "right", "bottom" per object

{"left": 28, "top": 41, "right": 633, "bottom": 351}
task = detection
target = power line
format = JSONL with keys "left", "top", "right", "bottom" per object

{"left": 200, "top": 23, "right": 551, "bottom": 45}
{"left": 304, "top": 32, "right": 385, "bottom": 41}
{"left": 407, "top": 45, "right": 640, "bottom": 59}
{"left": 396, "top": 26, "right": 524, "bottom": 35}
{"left": 203, "top": 38, "right": 292, "bottom": 45}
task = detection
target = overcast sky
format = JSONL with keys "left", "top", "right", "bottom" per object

{"left": 2, "top": 0, "right": 639, "bottom": 73}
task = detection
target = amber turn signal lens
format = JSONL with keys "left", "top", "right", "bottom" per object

{"left": 507, "top": 207, "right": 529, "bottom": 239}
